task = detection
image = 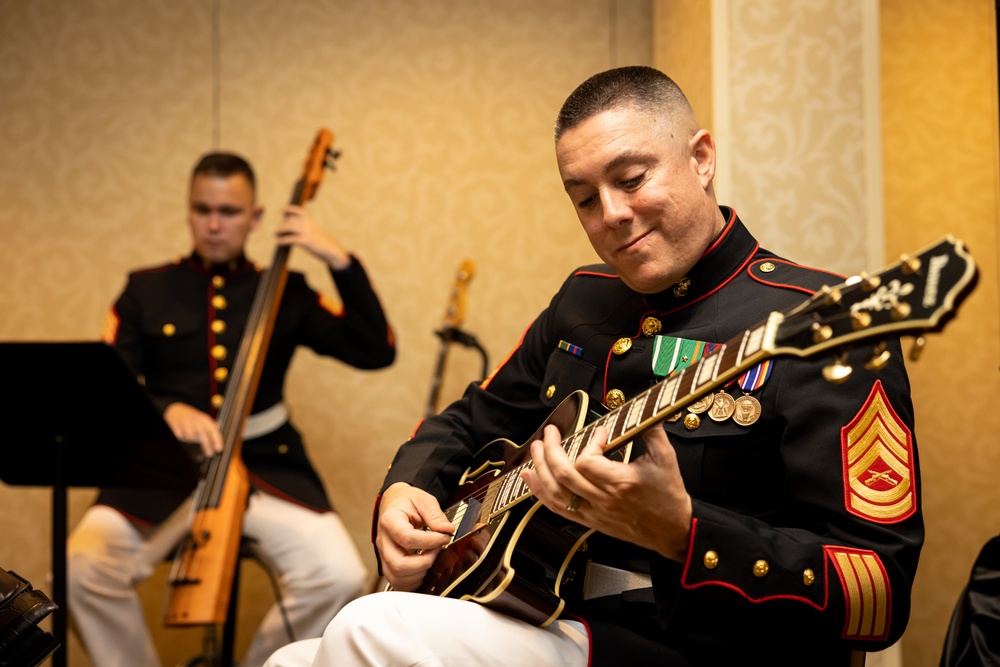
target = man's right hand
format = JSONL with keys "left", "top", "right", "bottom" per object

{"left": 376, "top": 482, "right": 455, "bottom": 591}
{"left": 163, "top": 402, "right": 224, "bottom": 458}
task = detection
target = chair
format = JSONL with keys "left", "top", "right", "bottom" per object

{"left": 939, "top": 534, "right": 1000, "bottom": 667}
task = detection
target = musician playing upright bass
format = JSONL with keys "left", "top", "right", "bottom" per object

{"left": 67, "top": 151, "right": 395, "bottom": 667}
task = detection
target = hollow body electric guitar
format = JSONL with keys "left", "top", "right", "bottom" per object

{"left": 165, "top": 130, "right": 340, "bottom": 626}
{"left": 411, "top": 236, "right": 978, "bottom": 628}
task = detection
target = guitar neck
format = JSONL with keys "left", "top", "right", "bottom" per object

{"left": 433, "top": 315, "right": 782, "bottom": 544}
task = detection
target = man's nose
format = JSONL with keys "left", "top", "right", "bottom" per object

{"left": 601, "top": 190, "right": 631, "bottom": 227}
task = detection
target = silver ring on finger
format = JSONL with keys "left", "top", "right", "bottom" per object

{"left": 566, "top": 494, "right": 582, "bottom": 512}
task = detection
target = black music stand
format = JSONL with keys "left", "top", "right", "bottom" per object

{"left": 0, "top": 342, "right": 198, "bottom": 667}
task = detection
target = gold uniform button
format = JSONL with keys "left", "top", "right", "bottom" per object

{"left": 211, "top": 344, "right": 227, "bottom": 361}
{"left": 546, "top": 385, "right": 556, "bottom": 399}
{"left": 641, "top": 316, "right": 662, "bottom": 337}
{"left": 277, "top": 444, "right": 289, "bottom": 454}
{"left": 211, "top": 394, "right": 224, "bottom": 409}
{"left": 212, "top": 295, "right": 228, "bottom": 310}
{"left": 211, "top": 319, "right": 226, "bottom": 334}
{"left": 759, "top": 262, "right": 776, "bottom": 273}
{"left": 612, "top": 337, "right": 633, "bottom": 355}
{"left": 212, "top": 275, "right": 225, "bottom": 288}
{"left": 704, "top": 550, "right": 719, "bottom": 569}
{"left": 214, "top": 367, "right": 229, "bottom": 382}
{"left": 162, "top": 323, "right": 176, "bottom": 336}
{"left": 683, "top": 413, "right": 701, "bottom": 430}
{"left": 605, "top": 389, "right": 626, "bottom": 409}
{"left": 753, "top": 560, "right": 770, "bottom": 578}
{"left": 803, "top": 568, "right": 815, "bottom": 586}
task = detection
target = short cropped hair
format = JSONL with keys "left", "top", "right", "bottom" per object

{"left": 554, "top": 66, "right": 694, "bottom": 141}
{"left": 190, "top": 152, "right": 256, "bottom": 193}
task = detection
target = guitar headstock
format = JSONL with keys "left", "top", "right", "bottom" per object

{"left": 442, "top": 260, "right": 476, "bottom": 329}
{"left": 774, "top": 236, "right": 978, "bottom": 367}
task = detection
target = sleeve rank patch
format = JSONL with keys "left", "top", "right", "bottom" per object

{"left": 841, "top": 380, "right": 916, "bottom": 524}
{"left": 825, "top": 545, "right": 891, "bottom": 641}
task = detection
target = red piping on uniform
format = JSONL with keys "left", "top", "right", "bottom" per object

{"left": 574, "top": 269, "right": 619, "bottom": 279}
{"left": 679, "top": 517, "right": 830, "bottom": 610}
{"left": 748, "top": 258, "right": 844, "bottom": 296}
{"left": 702, "top": 207, "right": 737, "bottom": 256}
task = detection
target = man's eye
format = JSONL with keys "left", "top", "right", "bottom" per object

{"left": 578, "top": 195, "right": 597, "bottom": 209}
{"left": 621, "top": 175, "right": 643, "bottom": 189}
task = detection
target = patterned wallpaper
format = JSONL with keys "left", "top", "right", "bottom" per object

{"left": 714, "top": 0, "right": 882, "bottom": 276}
{"left": 0, "top": 1, "right": 651, "bottom": 664}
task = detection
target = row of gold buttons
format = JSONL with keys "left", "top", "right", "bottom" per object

{"left": 703, "top": 549, "right": 815, "bottom": 585}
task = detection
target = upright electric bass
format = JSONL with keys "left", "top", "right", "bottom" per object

{"left": 165, "top": 130, "right": 339, "bottom": 626}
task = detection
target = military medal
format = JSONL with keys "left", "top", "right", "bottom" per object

{"left": 708, "top": 391, "right": 736, "bottom": 422}
{"left": 733, "top": 394, "right": 762, "bottom": 426}
{"left": 731, "top": 360, "right": 772, "bottom": 427}
{"left": 687, "top": 393, "right": 713, "bottom": 414}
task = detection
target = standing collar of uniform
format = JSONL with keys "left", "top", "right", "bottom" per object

{"left": 184, "top": 252, "right": 254, "bottom": 278}
{"left": 641, "top": 207, "right": 759, "bottom": 313}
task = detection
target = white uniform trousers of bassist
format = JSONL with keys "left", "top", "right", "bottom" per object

{"left": 262, "top": 591, "right": 589, "bottom": 667}
{"left": 67, "top": 491, "right": 368, "bottom": 667}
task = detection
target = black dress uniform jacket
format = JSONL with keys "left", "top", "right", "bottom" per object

{"left": 379, "top": 209, "right": 922, "bottom": 666}
{"left": 99, "top": 253, "right": 395, "bottom": 525}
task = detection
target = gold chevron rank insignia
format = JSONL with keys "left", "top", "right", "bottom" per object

{"left": 826, "top": 546, "right": 891, "bottom": 641}
{"left": 841, "top": 380, "right": 916, "bottom": 524}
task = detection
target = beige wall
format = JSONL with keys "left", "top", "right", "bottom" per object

{"left": 0, "top": 1, "right": 651, "bottom": 664}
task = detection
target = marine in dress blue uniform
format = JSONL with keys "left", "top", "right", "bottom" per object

{"left": 379, "top": 209, "right": 919, "bottom": 665}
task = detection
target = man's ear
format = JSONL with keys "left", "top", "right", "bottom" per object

{"left": 690, "top": 129, "right": 716, "bottom": 189}
{"left": 250, "top": 205, "right": 265, "bottom": 231}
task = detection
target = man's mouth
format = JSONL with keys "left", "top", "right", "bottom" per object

{"left": 617, "top": 230, "right": 650, "bottom": 253}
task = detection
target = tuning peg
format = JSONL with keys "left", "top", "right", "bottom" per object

{"left": 325, "top": 150, "right": 341, "bottom": 170}
{"left": 811, "top": 322, "right": 833, "bottom": 343}
{"left": 909, "top": 336, "right": 927, "bottom": 362}
{"left": 890, "top": 302, "right": 912, "bottom": 321}
{"left": 851, "top": 311, "right": 872, "bottom": 331}
{"left": 900, "top": 255, "right": 921, "bottom": 275}
{"left": 859, "top": 272, "right": 881, "bottom": 292}
{"left": 820, "top": 286, "right": 842, "bottom": 306}
{"left": 823, "top": 353, "right": 853, "bottom": 384}
{"left": 865, "top": 342, "right": 891, "bottom": 371}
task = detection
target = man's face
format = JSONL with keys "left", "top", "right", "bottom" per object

{"left": 556, "top": 106, "right": 723, "bottom": 294}
{"left": 187, "top": 173, "right": 262, "bottom": 265}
